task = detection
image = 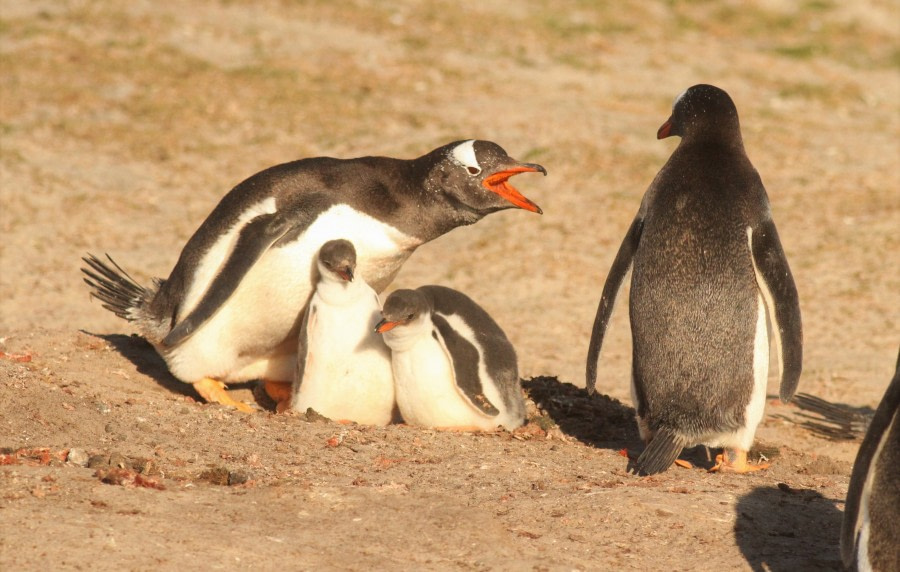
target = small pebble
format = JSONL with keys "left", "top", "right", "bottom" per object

{"left": 67, "top": 448, "right": 89, "bottom": 467}
{"left": 198, "top": 467, "right": 230, "bottom": 485}
{"left": 96, "top": 402, "right": 111, "bottom": 414}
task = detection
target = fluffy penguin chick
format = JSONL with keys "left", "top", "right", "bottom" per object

{"left": 376, "top": 286, "right": 525, "bottom": 431}
{"left": 586, "top": 84, "right": 803, "bottom": 475}
{"left": 288, "top": 239, "right": 395, "bottom": 425}
{"left": 841, "top": 350, "right": 900, "bottom": 572}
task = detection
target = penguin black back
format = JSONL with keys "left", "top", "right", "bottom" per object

{"left": 420, "top": 285, "right": 521, "bottom": 412}
{"left": 586, "top": 84, "right": 802, "bottom": 475}
{"left": 633, "top": 86, "right": 771, "bottom": 437}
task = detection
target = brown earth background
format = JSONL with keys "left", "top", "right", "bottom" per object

{"left": 1, "top": 1, "right": 898, "bottom": 570}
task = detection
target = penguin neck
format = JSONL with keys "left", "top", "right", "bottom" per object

{"left": 405, "top": 155, "right": 486, "bottom": 240}
{"left": 676, "top": 130, "right": 747, "bottom": 162}
{"left": 315, "top": 272, "right": 365, "bottom": 306}
{"left": 680, "top": 115, "right": 746, "bottom": 152}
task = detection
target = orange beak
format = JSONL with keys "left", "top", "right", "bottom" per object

{"left": 657, "top": 117, "right": 674, "bottom": 139}
{"left": 375, "top": 319, "right": 401, "bottom": 334}
{"left": 482, "top": 165, "right": 545, "bottom": 214}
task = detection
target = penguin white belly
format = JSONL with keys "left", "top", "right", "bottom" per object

{"left": 165, "top": 205, "right": 421, "bottom": 383}
{"left": 391, "top": 336, "right": 497, "bottom": 430}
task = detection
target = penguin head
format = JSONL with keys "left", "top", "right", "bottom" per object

{"left": 375, "top": 289, "right": 431, "bottom": 335}
{"left": 317, "top": 239, "right": 356, "bottom": 282}
{"left": 425, "top": 140, "right": 546, "bottom": 216}
{"left": 657, "top": 84, "right": 742, "bottom": 145}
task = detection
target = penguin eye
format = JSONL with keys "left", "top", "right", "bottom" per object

{"left": 406, "top": 313, "right": 414, "bottom": 320}
{"left": 466, "top": 166, "right": 481, "bottom": 176}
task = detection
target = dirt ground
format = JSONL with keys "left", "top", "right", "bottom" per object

{"left": 1, "top": 1, "right": 898, "bottom": 570}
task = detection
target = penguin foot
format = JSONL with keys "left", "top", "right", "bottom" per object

{"left": 264, "top": 380, "right": 293, "bottom": 413}
{"left": 193, "top": 378, "right": 254, "bottom": 414}
{"left": 709, "top": 449, "right": 769, "bottom": 473}
{"left": 673, "top": 459, "right": 694, "bottom": 469}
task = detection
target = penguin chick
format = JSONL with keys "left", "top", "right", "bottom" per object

{"left": 376, "top": 286, "right": 525, "bottom": 431}
{"left": 286, "top": 239, "right": 395, "bottom": 425}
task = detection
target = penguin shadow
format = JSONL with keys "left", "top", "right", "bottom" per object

{"left": 734, "top": 485, "right": 844, "bottom": 571}
{"left": 521, "top": 376, "right": 641, "bottom": 449}
{"left": 82, "top": 331, "right": 254, "bottom": 402}
{"left": 81, "top": 331, "right": 193, "bottom": 397}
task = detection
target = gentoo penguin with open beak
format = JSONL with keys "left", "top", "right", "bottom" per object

{"left": 82, "top": 141, "right": 545, "bottom": 412}
{"left": 282, "top": 239, "right": 395, "bottom": 425}
{"left": 585, "top": 84, "right": 803, "bottom": 475}
{"left": 841, "top": 349, "right": 900, "bottom": 572}
{"left": 375, "top": 286, "right": 525, "bottom": 431}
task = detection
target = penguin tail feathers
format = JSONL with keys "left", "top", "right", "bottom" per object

{"left": 632, "top": 428, "right": 688, "bottom": 476}
{"left": 81, "top": 253, "right": 156, "bottom": 323}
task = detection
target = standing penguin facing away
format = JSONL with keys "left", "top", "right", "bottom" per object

{"left": 285, "top": 239, "right": 395, "bottom": 425}
{"left": 841, "top": 350, "right": 900, "bottom": 572}
{"left": 585, "top": 84, "right": 803, "bottom": 475}
{"left": 375, "top": 286, "right": 526, "bottom": 431}
{"left": 81, "top": 141, "right": 545, "bottom": 412}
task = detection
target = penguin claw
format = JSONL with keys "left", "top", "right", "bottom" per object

{"left": 192, "top": 378, "right": 255, "bottom": 414}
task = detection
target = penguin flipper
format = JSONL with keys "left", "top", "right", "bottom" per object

{"left": 586, "top": 215, "right": 643, "bottom": 392}
{"left": 162, "top": 211, "right": 297, "bottom": 347}
{"left": 632, "top": 428, "right": 688, "bottom": 476}
{"left": 293, "top": 302, "right": 315, "bottom": 393}
{"left": 748, "top": 220, "right": 802, "bottom": 402}
{"left": 431, "top": 314, "right": 501, "bottom": 417}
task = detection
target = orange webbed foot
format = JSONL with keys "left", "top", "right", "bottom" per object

{"left": 263, "top": 380, "right": 292, "bottom": 403}
{"left": 192, "top": 378, "right": 254, "bottom": 413}
{"left": 709, "top": 449, "right": 769, "bottom": 473}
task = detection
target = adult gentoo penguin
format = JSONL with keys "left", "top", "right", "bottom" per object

{"left": 841, "top": 350, "right": 900, "bottom": 572}
{"left": 375, "top": 286, "right": 525, "bottom": 431}
{"left": 585, "top": 84, "right": 803, "bottom": 474}
{"left": 285, "top": 239, "right": 395, "bottom": 425}
{"left": 82, "top": 141, "right": 545, "bottom": 412}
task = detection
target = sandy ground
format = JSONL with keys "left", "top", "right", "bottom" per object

{"left": 1, "top": 1, "right": 898, "bottom": 570}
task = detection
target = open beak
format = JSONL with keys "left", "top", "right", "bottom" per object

{"left": 337, "top": 266, "right": 354, "bottom": 282}
{"left": 375, "top": 318, "right": 401, "bottom": 333}
{"left": 657, "top": 117, "right": 674, "bottom": 139}
{"left": 482, "top": 164, "right": 546, "bottom": 214}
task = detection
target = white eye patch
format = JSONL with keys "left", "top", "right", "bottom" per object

{"left": 673, "top": 88, "right": 688, "bottom": 109}
{"left": 450, "top": 140, "right": 481, "bottom": 175}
